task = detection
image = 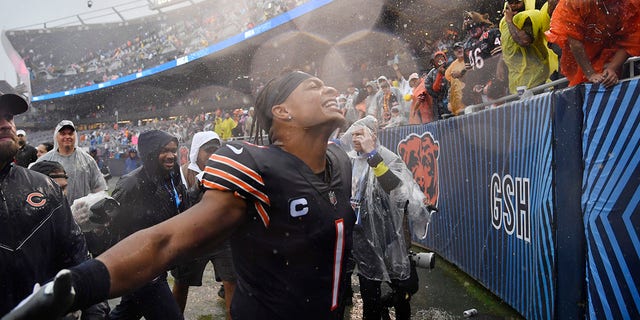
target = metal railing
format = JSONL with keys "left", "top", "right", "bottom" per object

{"left": 464, "top": 56, "right": 639, "bottom": 115}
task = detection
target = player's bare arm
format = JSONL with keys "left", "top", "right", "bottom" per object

{"left": 97, "top": 189, "right": 246, "bottom": 297}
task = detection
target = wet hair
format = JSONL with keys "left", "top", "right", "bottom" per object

{"left": 30, "top": 160, "right": 66, "bottom": 177}
{"left": 40, "top": 142, "right": 54, "bottom": 152}
{"left": 251, "top": 71, "right": 313, "bottom": 144}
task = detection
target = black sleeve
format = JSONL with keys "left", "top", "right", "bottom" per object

{"left": 54, "top": 196, "right": 91, "bottom": 269}
{"left": 376, "top": 169, "right": 402, "bottom": 193}
{"left": 80, "top": 301, "right": 110, "bottom": 320}
{"left": 367, "top": 152, "right": 401, "bottom": 193}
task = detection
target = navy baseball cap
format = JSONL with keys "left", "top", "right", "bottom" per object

{"left": 0, "top": 82, "right": 28, "bottom": 115}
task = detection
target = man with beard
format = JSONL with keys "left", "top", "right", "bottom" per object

{"left": 14, "top": 130, "right": 37, "bottom": 167}
{"left": 107, "top": 129, "right": 190, "bottom": 320}
{"left": 0, "top": 89, "right": 109, "bottom": 319}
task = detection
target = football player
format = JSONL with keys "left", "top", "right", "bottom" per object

{"left": 6, "top": 71, "right": 356, "bottom": 320}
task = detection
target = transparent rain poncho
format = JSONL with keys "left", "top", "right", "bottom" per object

{"left": 340, "top": 116, "right": 433, "bottom": 282}
{"left": 36, "top": 121, "right": 108, "bottom": 204}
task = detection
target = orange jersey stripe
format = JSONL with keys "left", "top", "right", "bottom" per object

{"left": 204, "top": 167, "right": 270, "bottom": 205}
{"left": 209, "top": 154, "right": 264, "bottom": 185}
{"left": 254, "top": 202, "right": 270, "bottom": 228}
{"left": 201, "top": 179, "right": 230, "bottom": 191}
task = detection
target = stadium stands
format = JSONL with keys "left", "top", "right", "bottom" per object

{"left": 6, "top": 0, "right": 305, "bottom": 95}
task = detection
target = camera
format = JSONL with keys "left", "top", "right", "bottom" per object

{"left": 87, "top": 0, "right": 93, "bottom": 8}
{"left": 89, "top": 196, "right": 120, "bottom": 224}
{"left": 410, "top": 251, "right": 435, "bottom": 269}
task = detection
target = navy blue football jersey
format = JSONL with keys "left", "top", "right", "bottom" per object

{"left": 463, "top": 27, "right": 507, "bottom": 105}
{"left": 202, "top": 141, "right": 355, "bottom": 319}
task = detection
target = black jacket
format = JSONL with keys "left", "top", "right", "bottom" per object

{"left": 15, "top": 144, "right": 37, "bottom": 167}
{"left": 0, "top": 163, "right": 108, "bottom": 318}
{"left": 110, "top": 130, "right": 189, "bottom": 242}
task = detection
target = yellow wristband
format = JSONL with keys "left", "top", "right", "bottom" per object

{"left": 372, "top": 162, "right": 389, "bottom": 177}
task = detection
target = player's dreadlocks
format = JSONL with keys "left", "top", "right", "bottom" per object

{"left": 251, "top": 71, "right": 313, "bottom": 145}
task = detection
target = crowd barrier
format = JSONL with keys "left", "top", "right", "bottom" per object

{"left": 376, "top": 77, "right": 640, "bottom": 319}
{"left": 102, "top": 78, "right": 639, "bottom": 319}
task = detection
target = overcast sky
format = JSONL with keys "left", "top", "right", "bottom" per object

{"left": 0, "top": 0, "right": 156, "bottom": 87}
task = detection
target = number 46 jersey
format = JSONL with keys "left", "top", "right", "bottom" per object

{"left": 463, "top": 27, "right": 506, "bottom": 105}
{"left": 201, "top": 141, "right": 355, "bottom": 320}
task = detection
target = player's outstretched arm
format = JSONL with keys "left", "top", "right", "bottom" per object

{"left": 98, "top": 189, "right": 246, "bottom": 297}
{"left": 3, "top": 187, "right": 247, "bottom": 319}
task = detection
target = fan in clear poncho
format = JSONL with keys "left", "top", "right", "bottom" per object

{"left": 340, "top": 115, "right": 433, "bottom": 319}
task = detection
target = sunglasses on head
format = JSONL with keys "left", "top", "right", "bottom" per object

{"left": 507, "top": 0, "right": 522, "bottom": 3}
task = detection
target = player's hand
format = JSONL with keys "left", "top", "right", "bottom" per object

{"left": 2, "top": 270, "right": 75, "bottom": 320}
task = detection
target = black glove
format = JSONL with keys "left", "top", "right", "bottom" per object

{"left": 2, "top": 270, "right": 75, "bottom": 320}
{"left": 89, "top": 196, "right": 120, "bottom": 225}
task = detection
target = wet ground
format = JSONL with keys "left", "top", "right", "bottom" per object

{"left": 105, "top": 179, "right": 524, "bottom": 320}
{"left": 108, "top": 247, "right": 524, "bottom": 319}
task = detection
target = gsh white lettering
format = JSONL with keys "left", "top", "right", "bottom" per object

{"left": 490, "top": 173, "right": 531, "bottom": 243}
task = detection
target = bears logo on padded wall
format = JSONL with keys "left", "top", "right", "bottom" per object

{"left": 397, "top": 132, "right": 440, "bottom": 206}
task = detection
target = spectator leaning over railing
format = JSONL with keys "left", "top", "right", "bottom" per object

{"left": 499, "top": 0, "right": 558, "bottom": 94}
{"left": 425, "top": 51, "right": 450, "bottom": 120}
{"left": 546, "top": 0, "right": 640, "bottom": 88}
{"left": 445, "top": 42, "right": 467, "bottom": 116}
{"left": 407, "top": 72, "right": 434, "bottom": 124}
{"left": 461, "top": 11, "right": 506, "bottom": 106}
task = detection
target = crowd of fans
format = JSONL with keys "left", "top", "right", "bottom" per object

{"left": 7, "top": 0, "right": 307, "bottom": 95}
{"left": 3, "top": 1, "right": 640, "bottom": 319}
{"left": 16, "top": 0, "right": 640, "bottom": 157}
{"left": 334, "top": 0, "right": 640, "bottom": 130}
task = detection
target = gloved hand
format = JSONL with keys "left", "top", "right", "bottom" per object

{"left": 2, "top": 270, "right": 75, "bottom": 320}
{"left": 70, "top": 191, "right": 119, "bottom": 232}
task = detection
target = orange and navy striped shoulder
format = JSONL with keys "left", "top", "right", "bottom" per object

{"left": 201, "top": 142, "right": 270, "bottom": 207}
